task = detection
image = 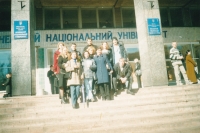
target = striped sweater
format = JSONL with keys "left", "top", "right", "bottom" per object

{"left": 169, "top": 47, "right": 182, "bottom": 63}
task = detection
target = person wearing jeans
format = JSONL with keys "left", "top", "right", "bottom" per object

{"left": 82, "top": 51, "right": 96, "bottom": 102}
{"left": 65, "top": 51, "right": 82, "bottom": 109}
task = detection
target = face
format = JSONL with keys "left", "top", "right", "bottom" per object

{"left": 71, "top": 44, "right": 76, "bottom": 51}
{"left": 50, "top": 66, "right": 54, "bottom": 70}
{"left": 58, "top": 43, "right": 64, "bottom": 50}
{"left": 84, "top": 52, "right": 89, "bottom": 59}
{"left": 87, "top": 39, "right": 92, "bottom": 45}
{"left": 172, "top": 42, "right": 177, "bottom": 48}
{"left": 119, "top": 59, "right": 125, "bottom": 67}
{"left": 102, "top": 42, "right": 107, "bottom": 49}
{"left": 88, "top": 49, "right": 94, "bottom": 55}
{"left": 134, "top": 58, "right": 138, "bottom": 63}
{"left": 96, "top": 49, "right": 102, "bottom": 55}
{"left": 71, "top": 52, "right": 77, "bottom": 59}
{"left": 113, "top": 39, "right": 118, "bottom": 45}
{"left": 188, "top": 51, "right": 191, "bottom": 55}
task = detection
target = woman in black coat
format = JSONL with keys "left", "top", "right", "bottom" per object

{"left": 93, "top": 48, "right": 113, "bottom": 101}
{"left": 2, "top": 73, "right": 12, "bottom": 98}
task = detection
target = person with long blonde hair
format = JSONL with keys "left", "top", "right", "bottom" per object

{"left": 58, "top": 46, "right": 71, "bottom": 104}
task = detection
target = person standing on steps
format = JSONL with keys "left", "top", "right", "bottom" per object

{"left": 58, "top": 46, "right": 71, "bottom": 104}
{"left": 65, "top": 52, "right": 82, "bottom": 109}
{"left": 54, "top": 42, "right": 65, "bottom": 95}
{"left": 47, "top": 65, "right": 56, "bottom": 94}
{"left": 2, "top": 73, "right": 12, "bottom": 98}
{"left": 170, "top": 41, "right": 190, "bottom": 85}
{"left": 185, "top": 50, "right": 198, "bottom": 84}
{"left": 94, "top": 48, "right": 113, "bottom": 101}
{"left": 134, "top": 58, "right": 142, "bottom": 88}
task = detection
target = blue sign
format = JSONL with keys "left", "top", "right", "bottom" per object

{"left": 147, "top": 18, "right": 161, "bottom": 36}
{"left": 14, "top": 20, "right": 28, "bottom": 39}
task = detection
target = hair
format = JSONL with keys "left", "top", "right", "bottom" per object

{"left": 101, "top": 42, "right": 110, "bottom": 50}
{"left": 50, "top": 65, "right": 53, "bottom": 67}
{"left": 185, "top": 50, "right": 191, "bottom": 58}
{"left": 71, "top": 43, "right": 76, "bottom": 46}
{"left": 96, "top": 47, "right": 102, "bottom": 51}
{"left": 83, "top": 51, "right": 90, "bottom": 58}
{"left": 57, "top": 42, "right": 65, "bottom": 49}
{"left": 59, "top": 46, "right": 70, "bottom": 59}
{"left": 112, "top": 37, "right": 118, "bottom": 41}
{"left": 87, "top": 46, "right": 96, "bottom": 55}
{"left": 87, "top": 38, "right": 92, "bottom": 41}
{"left": 71, "top": 51, "right": 81, "bottom": 61}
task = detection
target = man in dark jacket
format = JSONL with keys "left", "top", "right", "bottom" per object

{"left": 110, "top": 37, "right": 127, "bottom": 65}
{"left": 47, "top": 65, "right": 56, "bottom": 94}
{"left": 69, "top": 43, "right": 82, "bottom": 61}
{"left": 83, "top": 38, "right": 98, "bottom": 53}
{"left": 113, "top": 58, "right": 134, "bottom": 96}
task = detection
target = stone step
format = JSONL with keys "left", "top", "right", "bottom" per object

{"left": 1, "top": 91, "right": 200, "bottom": 110}
{"left": 0, "top": 104, "right": 200, "bottom": 128}
{"left": 1, "top": 111, "right": 200, "bottom": 133}
{"left": 0, "top": 84, "right": 199, "bottom": 102}
{"left": 0, "top": 99, "right": 200, "bottom": 121}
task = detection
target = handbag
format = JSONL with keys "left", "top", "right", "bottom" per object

{"left": 135, "top": 70, "right": 142, "bottom": 76}
{"left": 60, "top": 69, "right": 72, "bottom": 79}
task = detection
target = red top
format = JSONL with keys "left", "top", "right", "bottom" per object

{"left": 53, "top": 50, "right": 60, "bottom": 74}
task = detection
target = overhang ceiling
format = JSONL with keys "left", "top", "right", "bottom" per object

{"left": 34, "top": 0, "right": 200, "bottom": 8}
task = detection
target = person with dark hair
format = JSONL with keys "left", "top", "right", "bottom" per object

{"left": 69, "top": 43, "right": 82, "bottom": 61}
{"left": 113, "top": 58, "right": 134, "bottom": 96}
{"left": 185, "top": 50, "right": 198, "bottom": 84}
{"left": 47, "top": 65, "right": 56, "bottom": 94}
{"left": 83, "top": 38, "right": 98, "bottom": 54}
{"left": 2, "top": 73, "right": 12, "bottom": 98}
{"left": 94, "top": 48, "right": 113, "bottom": 101}
{"left": 110, "top": 37, "right": 127, "bottom": 65}
{"left": 170, "top": 41, "right": 190, "bottom": 85}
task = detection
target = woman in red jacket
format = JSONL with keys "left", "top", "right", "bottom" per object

{"left": 54, "top": 42, "right": 65, "bottom": 97}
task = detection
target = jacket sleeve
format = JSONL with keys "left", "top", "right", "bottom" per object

{"left": 3, "top": 78, "right": 10, "bottom": 86}
{"left": 53, "top": 52, "right": 58, "bottom": 72}
{"left": 114, "top": 64, "right": 121, "bottom": 80}
{"left": 187, "top": 56, "right": 197, "bottom": 66}
{"left": 125, "top": 64, "right": 132, "bottom": 79}
{"left": 58, "top": 56, "right": 64, "bottom": 69}
{"left": 105, "top": 55, "right": 113, "bottom": 70}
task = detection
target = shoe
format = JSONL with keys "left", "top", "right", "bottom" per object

{"left": 61, "top": 99, "right": 67, "bottom": 104}
{"left": 3, "top": 94, "right": 8, "bottom": 98}
{"left": 75, "top": 103, "right": 79, "bottom": 109}
{"left": 91, "top": 98, "right": 95, "bottom": 102}
{"left": 127, "top": 90, "right": 134, "bottom": 95}
{"left": 72, "top": 104, "right": 76, "bottom": 109}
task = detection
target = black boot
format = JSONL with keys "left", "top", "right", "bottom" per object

{"left": 127, "top": 89, "right": 134, "bottom": 95}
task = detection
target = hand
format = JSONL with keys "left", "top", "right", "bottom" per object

{"left": 2, "top": 84, "right": 4, "bottom": 85}
{"left": 74, "top": 65, "right": 79, "bottom": 68}
{"left": 109, "top": 70, "right": 113, "bottom": 74}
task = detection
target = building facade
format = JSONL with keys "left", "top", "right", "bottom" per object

{"left": 0, "top": 0, "right": 200, "bottom": 95}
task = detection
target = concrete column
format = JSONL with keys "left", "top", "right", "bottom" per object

{"left": 133, "top": 0, "right": 168, "bottom": 87}
{"left": 11, "top": 0, "right": 36, "bottom": 96}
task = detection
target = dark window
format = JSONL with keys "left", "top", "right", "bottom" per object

{"left": 0, "top": 1, "right": 11, "bottom": 31}
{"left": 99, "top": 8, "right": 113, "bottom": 28}
{"left": 122, "top": 8, "right": 136, "bottom": 28}
{"left": 63, "top": 9, "right": 78, "bottom": 29}
{"left": 190, "top": 8, "right": 200, "bottom": 27}
{"left": 35, "top": 8, "right": 43, "bottom": 30}
{"left": 170, "top": 8, "right": 184, "bottom": 27}
{"left": 160, "top": 8, "right": 169, "bottom": 27}
{"left": 45, "top": 9, "right": 60, "bottom": 29}
{"left": 82, "top": 9, "right": 97, "bottom": 28}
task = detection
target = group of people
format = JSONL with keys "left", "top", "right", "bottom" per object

{"left": 48, "top": 37, "right": 141, "bottom": 109}
{"left": 170, "top": 41, "right": 199, "bottom": 85}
